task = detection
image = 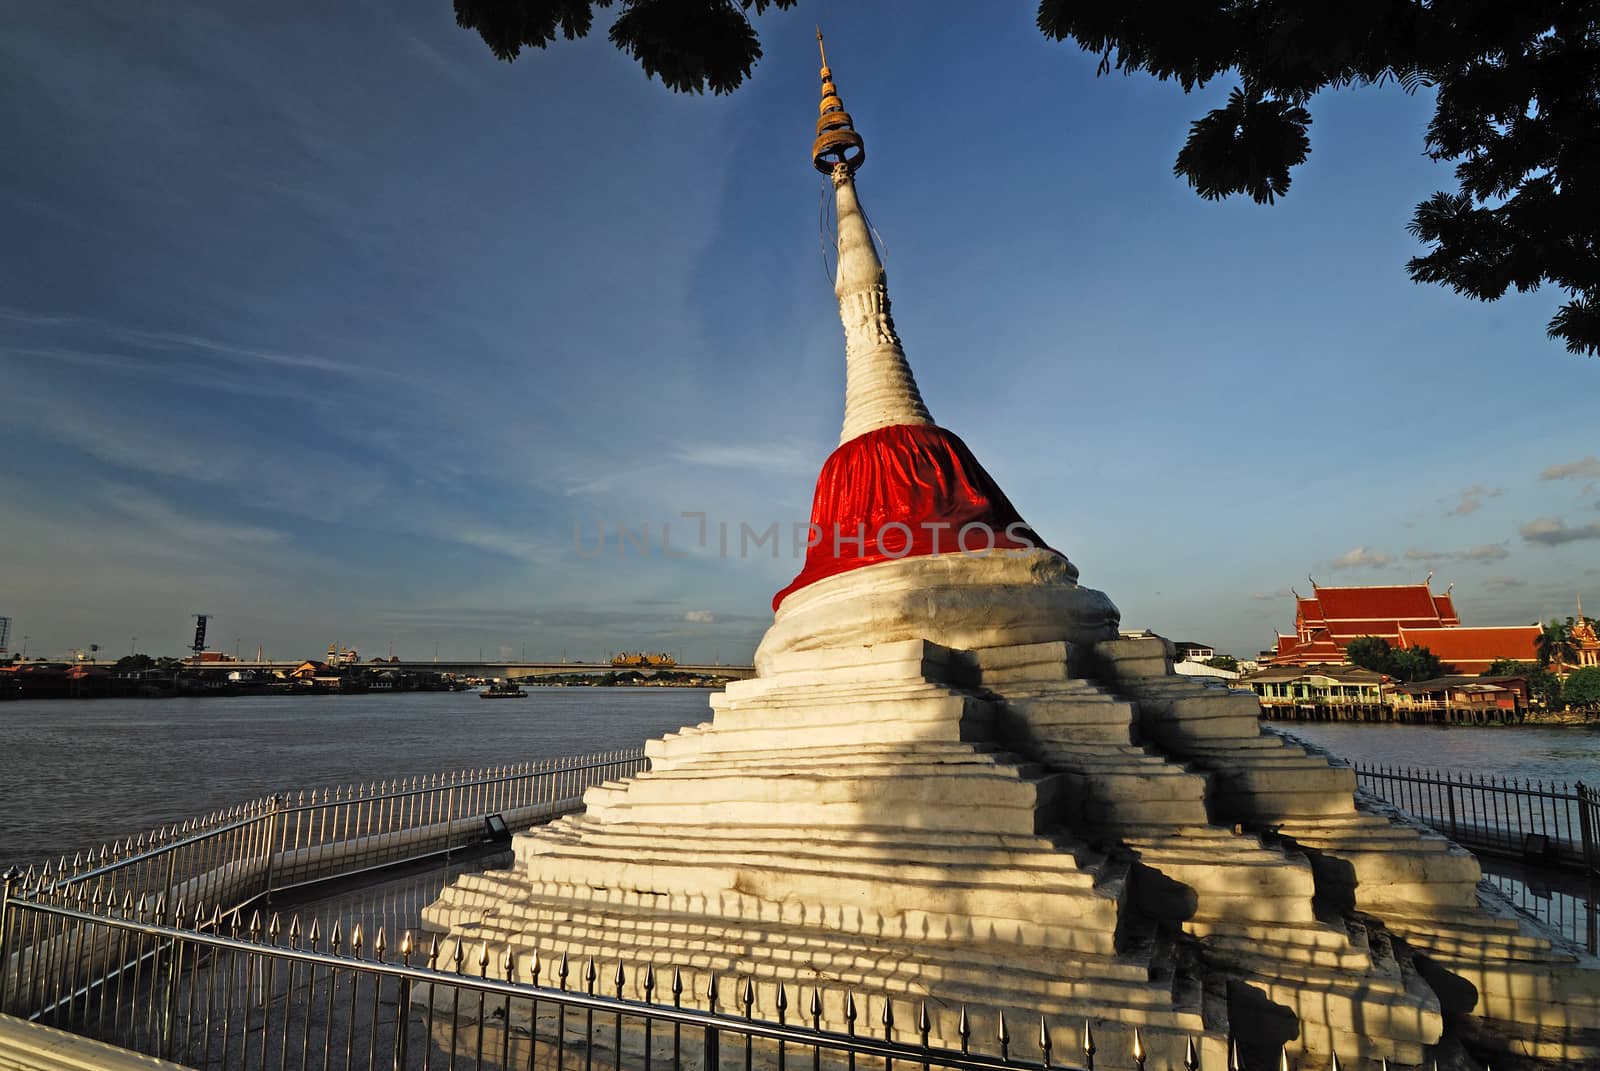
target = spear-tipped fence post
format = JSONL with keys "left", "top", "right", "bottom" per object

{"left": 444, "top": 772, "right": 457, "bottom": 859}
{"left": 672, "top": 966, "right": 685, "bottom": 1071}
{"left": 1039, "top": 1016, "right": 1051, "bottom": 1068}
{"left": 263, "top": 794, "right": 283, "bottom": 902}
{"left": 0, "top": 867, "right": 19, "bottom": 1013}
{"left": 394, "top": 932, "right": 414, "bottom": 1071}
{"left": 1080, "top": 1019, "right": 1094, "bottom": 1071}
{"left": 1578, "top": 782, "right": 1596, "bottom": 875}
{"left": 705, "top": 973, "right": 722, "bottom": 1071}
{"left": 158, "top": 891, "right": 187, "bottom": 1059}
{"left": 741, "top": 976, "right": 758, "bottom": 1069}
{"left": 1185, "top": 1036, "right": 1200, "bottom": 1071}
{"left": 1132, "top": 1027, "right": 1146, "bottom": 1071}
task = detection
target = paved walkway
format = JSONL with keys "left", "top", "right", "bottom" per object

{"left": 0, "top": 1015, "right": 189, "bottom": 1071}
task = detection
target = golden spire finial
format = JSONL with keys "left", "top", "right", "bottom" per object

{"left": 811, "top": 29, "right": 865, "bottom": 175}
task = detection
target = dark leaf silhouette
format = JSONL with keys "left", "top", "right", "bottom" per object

{"left": 449, "top": 0, "right": 1600, "bottom": 356}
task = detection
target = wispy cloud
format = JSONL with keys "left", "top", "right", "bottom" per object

{"left": 1445, "top": 484, "right": 1502, "bottom": 517}
{"left": 101, "top": 484, "right": 288, "bottom": 547}
{"left": 1330, "top": 546, "right": 1393, "bottom": 570}
{"left": 674, "top": 441, "right": 818, "bottom": 474}
{"left": 1540, "top": 456, "right": 1600, "bottom": 481}
{"left": 427, "top": 521, "right": 566, "bottom": 568}
{"left": 1520, "top": 517, "right": 1600, "bottom": 546}
{"left": 119, "top": 326, "right": 368, "bottom": 376}
{"left": 1483, "top": 576, "right": 1524, "bottom": 590}
{"left": 1402, "top": 544, "right": 1509, "bottom": 564}
{"left": 1, "top": 307, "right": 375, "bottom": 378}
{"left": 1250, "top": 589, "right": 1292, "bottom": 602}
{"left": 683, "top": 610, "right": 715, "bottom": 623}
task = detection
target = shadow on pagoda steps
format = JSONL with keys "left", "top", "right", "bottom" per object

{"left": 959, "top": 640, "right": 1443, "bottom": 1068}
{"left": 423, "top": 639, "right": 1228, "bottom": 1071}
{"left": 1081, "top": 633, "right": 1600, "bottom": 1065}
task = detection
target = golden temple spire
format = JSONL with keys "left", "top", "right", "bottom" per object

{"left": 808, "top": 30, "right": 930, "bottom": 444}
{"left": 812, "top": 29, "right": 865, "bottom": 175}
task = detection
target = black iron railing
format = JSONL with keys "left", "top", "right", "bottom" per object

{"left": 1353, "top": 763, "right": 1599, "bottom": 875}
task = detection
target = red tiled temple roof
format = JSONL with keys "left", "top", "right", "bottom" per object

{"left": 1432, "top": 594, "right": 1461, "bottom": 626}
{"left": 1396, "top": 625, "right": 1542, "bottom": 673}
{"left": 1296, "top": 597, "right": 1326, "bottom": 625}
{"left": 1311, "top": 584, "right": 1444, "bottom": 622}
{"left": 1273, "top": 581, "right": 1489, "bottom": 666}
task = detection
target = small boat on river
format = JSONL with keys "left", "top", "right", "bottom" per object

{"left": 480, "top": 681, "right": 527, "bottom": 699}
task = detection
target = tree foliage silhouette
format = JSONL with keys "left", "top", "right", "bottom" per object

{"left": 1535, "top": 619, "right": 1579, "bottom": 668}
{"left": 1563, "top": 667, "right": 1600, "bottom": 707}
{"left": 1039, "top": 1, "right": 1600, "bottom": 358}
{"left": 451, "top": 0, "right": 796, "bottom": 95}
{"left": 452, "top": 1, "right": 1600, "bottom": 358}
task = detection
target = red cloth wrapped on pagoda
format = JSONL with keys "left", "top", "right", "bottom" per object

{"left": 773, "top": 423, "right": 1052, "bottom": 610}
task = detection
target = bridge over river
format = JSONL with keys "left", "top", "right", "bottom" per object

{"left": 196, "top": 658, "right": 756, "bottom": 680}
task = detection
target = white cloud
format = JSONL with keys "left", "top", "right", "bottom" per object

{"left": 101, "top": 484, "right": 287, "bottom": 546}
{"left": 1330, "top": 546, "right": 1392, "bottom": 570}
{"left": 1403, "top": 544, "right": 1509, "bottom": 565}
{"left": 1, "top": 306, "right": 378, "bottom": 378}
{"left": 1540, "top": 456, "right": 1600, "bottom": 481}
{"left": 674, "top": 441, "right": 818, "bottom": 475}
{"left": 1484, "top": 576, "right": 1524, "bottom": 590}
{"left": 1520, "top": 517, "right": 1600, "bottom": 546}
{"left": 430, "top": 521, "right": 564, "bottom": 567}
{"left": 1445, "top": 484, "right": 1502, "bottom": 517}
{"left": 683, "top": 610, "right": 715, "bottom": 623}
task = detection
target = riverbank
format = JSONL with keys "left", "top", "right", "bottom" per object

{"left": 532, "top": 668, "right": 734, "bottom": 687}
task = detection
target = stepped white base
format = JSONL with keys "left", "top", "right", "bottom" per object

{"left": 1090, "top": 633, "right": 1600, "bottom": 1065}
{"left": 425, "top": 620, "right": 1599, "bottom": 1069}
{"left": 425, "top": 638, "right": 1221, "bottom": 1068}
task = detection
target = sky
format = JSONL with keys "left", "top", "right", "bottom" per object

{"left": 2, "top": 2, "right": 1596, "bottom": 664}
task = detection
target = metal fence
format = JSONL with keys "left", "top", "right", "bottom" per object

{"left": 26, "top": 750, "right": 648, "bottom": 918}
{"left": 0, "top": 750, "right": 643, "bottom": 1036}
{"left": 0, "top": 749, "right": 1406, "bottom": 1071}
{"left": 0, "top": 879, "right": 1238, "bottom": 1071}
{"left": 1354, "top": 763, "right": 1599, "bottom": 875}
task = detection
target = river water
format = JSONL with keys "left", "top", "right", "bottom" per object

{"left": 3, "top": 690, "right": 1597, "bottom": 871}
{"left": 0, "top": 688, "right": 714, "bottom": 869}
{"left": 1278, "top": 722, "right": 1600, "bottom": 786}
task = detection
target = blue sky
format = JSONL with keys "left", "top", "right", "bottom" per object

{"left": 2, "top": 1, "right": 1596, "bottom": 664}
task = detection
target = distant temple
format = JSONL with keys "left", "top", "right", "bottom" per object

{"left": 1270, "top": 579, "right": 1543, "bottom": 674}
{"left": 1570, "top": 600, "right": 1600, "bottom": 669}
